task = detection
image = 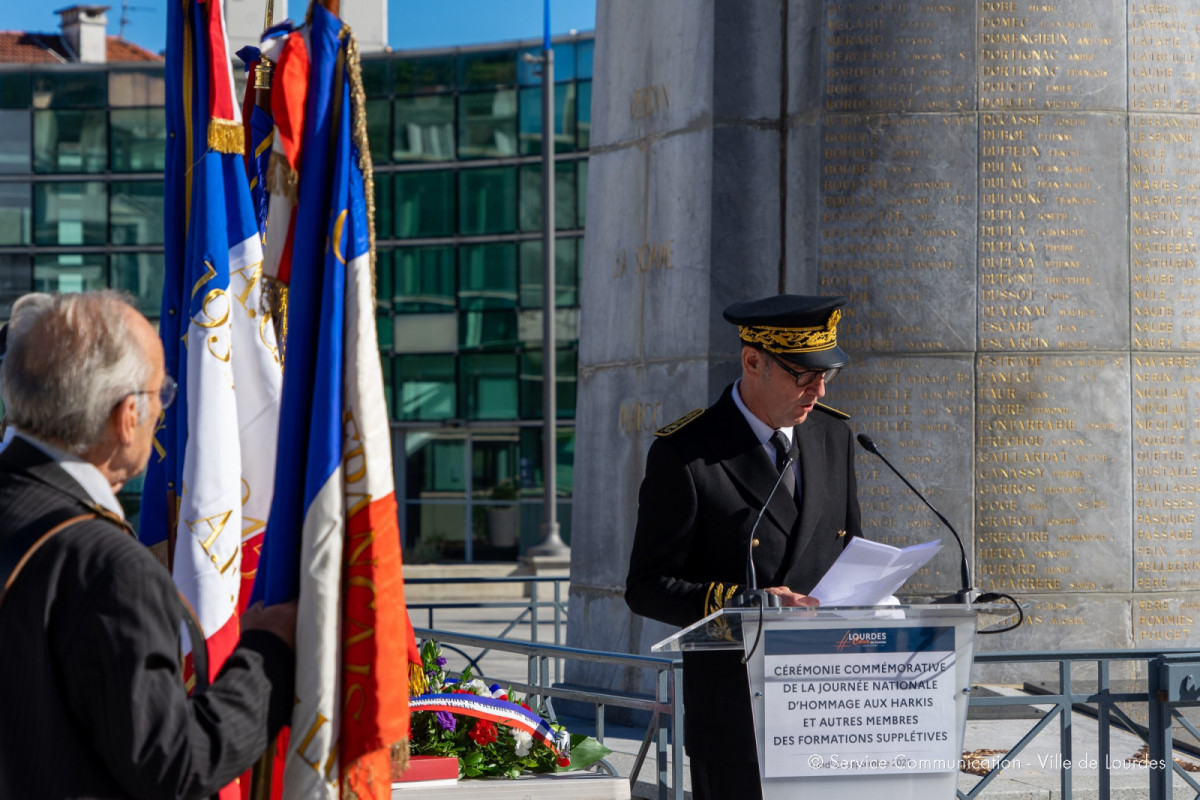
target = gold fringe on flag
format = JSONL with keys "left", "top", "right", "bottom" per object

{"left": 408, "top": 661, "right": 427, "bottom": 696}
{"left": 265, "top": 151, "right": 299, "bottom": 204}
{"left": 259, "top": 277, "right": 288, "bottom": 366}
{"left": 342, "top": 30, "right": 377, "bottom": 295}
{"left": 390, "top": 740, "right": 410, "bottom": 780}
{"left": 208, "top": 118, "right": 246, "bottom": 155}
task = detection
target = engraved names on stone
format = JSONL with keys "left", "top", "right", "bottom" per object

{"left": 974, "top": 354, "right": 1130, "bottom": 593}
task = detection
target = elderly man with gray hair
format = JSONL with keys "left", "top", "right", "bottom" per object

{"left": 0, "top": 290, "right": 296, "bottom": 800}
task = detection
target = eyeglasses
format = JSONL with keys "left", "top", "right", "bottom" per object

{"left": 131, "top": 375, "right": 178, "bottom": 410}
{"left": 766, "top": 352, "right": 840, "bottom": 388}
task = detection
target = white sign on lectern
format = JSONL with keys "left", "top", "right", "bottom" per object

{"left": 654, "top": 604, "right": 979, "bottom": 800}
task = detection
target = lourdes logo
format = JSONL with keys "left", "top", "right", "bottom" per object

{"left": 834, "top": 630, "right": 888, "bottom": 652}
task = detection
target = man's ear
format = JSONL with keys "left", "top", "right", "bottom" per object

{"left": 742, "top": 345, "right": 763, "bottom": 377}
{"left": 111, "top": 395, "right": 140, "bottom": 446}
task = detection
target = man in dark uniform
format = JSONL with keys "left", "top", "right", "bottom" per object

{"left": 626, "top": 294, "right": 862, "bottom": 800}
{"left": 0, "top": 291, "right": 296, "bottom": 799}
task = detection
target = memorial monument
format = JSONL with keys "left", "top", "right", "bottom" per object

{"left": 568, "top": 0, "right": 1200, "bottom": 690}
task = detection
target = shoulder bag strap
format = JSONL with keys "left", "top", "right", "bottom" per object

{"left": 0, "top": 512, "right": 97, "bottom": 609}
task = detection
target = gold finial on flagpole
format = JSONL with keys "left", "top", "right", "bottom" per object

{"left": 253, "top": 0, "right": 275, "bottom": 92}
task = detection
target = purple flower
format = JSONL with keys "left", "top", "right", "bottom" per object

{"left": 436, "top": 656, "right": 448, "bottom": 667}
{"left": 435, "top": 711, "right": 457, "bottom": 732}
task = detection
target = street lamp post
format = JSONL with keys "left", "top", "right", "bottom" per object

{"left": 526, "top": 2, "right": 569, "bottom": 560}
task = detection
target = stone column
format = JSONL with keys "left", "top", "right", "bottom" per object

{"left": 571, "top": 0, "right": 1200, "bottom": 694}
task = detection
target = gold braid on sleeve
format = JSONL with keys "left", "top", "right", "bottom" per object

{"left": 704, "top": 582, "right": 739, "bottom": 617}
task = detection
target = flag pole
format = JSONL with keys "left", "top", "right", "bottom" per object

{"left": 528, "top": 0, "right": 569, "bottom": 560}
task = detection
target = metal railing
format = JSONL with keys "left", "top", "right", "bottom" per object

{"left": 407, "top": 578, "right": 1200, "bottom": 799}
{"left": 407, "top": 575, "right": 570, "bottom": 681}
{"left": 414, "top": 626, "right": 686, "bottom": 800}
{"left": 965, "top": 649, "right": 1200, "bottom": 800}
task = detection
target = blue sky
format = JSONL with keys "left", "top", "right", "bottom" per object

{"left": 1, "top": 1, "right": 596, "bottom": 55}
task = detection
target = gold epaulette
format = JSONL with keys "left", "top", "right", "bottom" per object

{"left": 813, "top": 402, "right": 849, "bottom": 420}
{"left": 655, "top": 408, "right": 704, "bottom": 437}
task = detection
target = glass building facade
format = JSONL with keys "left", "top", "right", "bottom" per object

{"left": 0, "top": 33, "right": 592, "bottom": 562}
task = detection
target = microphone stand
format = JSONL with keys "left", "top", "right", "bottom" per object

{"left": 856, "top": 434, "right": 973, "bottom": 605}
{"left": 726, "top": 454, "right": 794, "bottom": 610}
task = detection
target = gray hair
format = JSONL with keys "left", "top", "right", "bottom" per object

{"left": 0, "top": 290, "right": 153, "bottom": 455}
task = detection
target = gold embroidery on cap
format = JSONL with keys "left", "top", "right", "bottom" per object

{"left": 738, "top": 309, "right": 841, "bottom": 354}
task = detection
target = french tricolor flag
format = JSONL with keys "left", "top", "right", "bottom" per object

{"left": 146, "top": 1, "right": 282, "bottom": 798}
{"left": 251, "top": 6, "right": 417, "bottom": 799}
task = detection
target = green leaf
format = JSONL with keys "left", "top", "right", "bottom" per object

{"left": 557, "top": 735, "right": 612, "bottom": 772}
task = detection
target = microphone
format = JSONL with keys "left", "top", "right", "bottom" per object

{"left": 727, "top": 454, "right": 794, "bottom": 609}
{"left": 856, "top": 433, "right": 973, "bottom": 605}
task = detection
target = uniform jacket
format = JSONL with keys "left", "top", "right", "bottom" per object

{"left": 0, "top": 438, "right": 294, "bottom": 800}
{"left": 626, "top": 385, "right": 861, "bottom": 760}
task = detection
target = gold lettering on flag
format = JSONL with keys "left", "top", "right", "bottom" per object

{"left": 187, "top": 509, "right": 234, "bottom": 573}
{"left": 231, "top": 260, "right": 264, "bottom": 318}
{"left": 152, "top": 409, "right": 167, "bottom": 461}
{"left": 331, "top": 209, "right": 348, "bottom": 265}
{"left": 295, "top": 712, "right": 339, "bottom": 782}
{"left": 342, "top": 410, "right": 371, "bottom": 517}
{"left": 191, "top": 260, "right": 217, "bottom": 300}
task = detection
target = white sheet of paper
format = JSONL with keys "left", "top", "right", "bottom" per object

{"left": 808, "top": 537, "right": 943, "bottom": 606}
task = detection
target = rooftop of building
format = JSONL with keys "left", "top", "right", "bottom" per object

{"left": 0, "top": 30, "right": 160, "bottom": 64}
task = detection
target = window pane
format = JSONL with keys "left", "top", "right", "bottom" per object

{"left": 519, "top": 161, "right": 577, "bottom": 231}
{"left": 518, "top": 83, "right": 576, "bottom": 155}
{"left": 0, "top": 255, "right": 33, "bottom": 317}
{"left": 109, "top": 70, "right": 165, "bottom": 107}
{"left": 110, "top": 180, "right": 164, "bottom": 245}
{"left": 577, "top": 160, "right": 588, "bottom": 226}
{"left": 110, "top": 108, "right": 167, "bottom": 172}
{"left": 394, "top": 56, "right": 455, "bottom": 95}
{"left": 519, "top": 348, "right": 578, "bottom": 419}
{"left": 458, "top": 51, "right": 516, "bottom": 89}
{"left": 458, "top": 90, "right": 516, "bottom": 160}
{"left": 459, "top": 309, "right": 518, "bottom": 351}
{"left": 519, "top": 426, "right": 575, "bottom": 496}
{"left": 517, "top": 43, "right": 575, "bottom": 86}
{"left": 32, "top": 71, "right": 107, "bottom": 108}
{"left": 458, "top": 167, "right": 516, "bottom": 234}
{"left": 34, "top": 182, "right": 107, "bottom": 245}
{"left": 0, "top": 110, "right": 31, "bottom": 173}
{"left": 395, "top": 313, "right": 457, "bottom": 353}
{"left": 459, "top": 243, "right": 516, "bottom": 310}
{"left": 459, "top": 353, "right": 517, "bottom": 420}
{"left": 516, "top": 307, "right": 580, "bottom": 347}
{"left": 377, "top": 309, "right": 393, "bottom": 352}
{"left": 397, "top": 354, "right": 456, "bottom": 420}
{"left": 361, "top": 58, "right": 391, "bottom": 98}
{"left": 34, "top": 253, "right": 107, "bottom": 294}
{"left": 0, "top": 183, "right": 31, "bottom": 245}
{"left": 576, "top": 40, "right": 594, "bottom": 79}
{"left": 374, "top": 173, "right": 393, "bottom": 242}
{"left": 394, "top": 246, "right": 455, "bottom": 312}
{"left": 519, "top": 237, "right": 579, "bottom": 308}
{"left": 366, "top": 99, "right": 391, "bottom": 165}
{"left": 34, "top": 109, "right": 108, "bottom": 173}
{"left": 395, "top": 170, "right": 454, "bottom": 238}
{"left": 393, "top": 94, "right": 454, "bottom": 163}
{"left": 0, "top": 74, "right": 31, "bottom": 109}
{"left": 577, "top": 80, "right": 591, "bottom": 149}
{"left": 402, "top": 430, "right": 467, "bottom": 553}
{"left": 111, "top": 252, "right": 164, "bottom": 318}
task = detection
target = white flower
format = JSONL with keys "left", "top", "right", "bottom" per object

{"left": 512, "top": 729, "right": 533, "bottom": 757}
{"left": 465, "top": 679, "right": 489, "bottom": 696}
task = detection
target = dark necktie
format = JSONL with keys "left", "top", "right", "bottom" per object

{"left": 769, "top": 431, "right": 798, "bottom": 499}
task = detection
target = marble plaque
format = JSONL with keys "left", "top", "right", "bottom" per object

{"left": 974, "top": 353, "right": 1132, "bottom": 594}
{"left": 978, "top": 111, "right": 1129, "bottom": 351}
{"left": 831, "top": 354, "right": 975, "bottom": 597}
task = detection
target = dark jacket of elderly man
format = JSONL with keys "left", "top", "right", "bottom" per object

{"left": 0, "top": 291, "right": 296, "bottom": 800}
